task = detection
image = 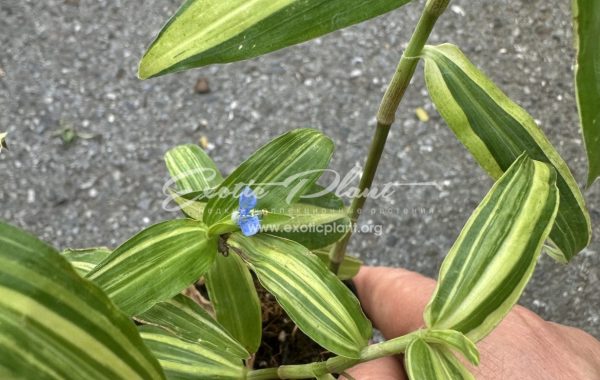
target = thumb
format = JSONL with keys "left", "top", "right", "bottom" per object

{"left": 353, "top": 266, "right": 436, "bottom": 339}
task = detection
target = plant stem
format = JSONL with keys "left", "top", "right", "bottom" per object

{"left": 329, "top": 0, "right": 450, "bottom": 273}
{"left": 245, "top": 331, "right": 421, "bottom": 380}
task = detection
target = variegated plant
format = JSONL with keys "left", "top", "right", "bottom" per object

{"left": 1, "top": 0, "right": 597, "bottom": 379}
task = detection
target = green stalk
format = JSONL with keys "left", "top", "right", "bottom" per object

{"left": 245, "top": 331, "right": 420, "bottom": 379}
{"left": 329, "top": 0, "right": 450, "bottom": 273}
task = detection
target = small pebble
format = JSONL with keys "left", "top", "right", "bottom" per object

{"left": 27, "top": 189, "right": 36, "bottom": 204}
{"left": 194, "top": 78, "right": 211, "bottom": 94}
{"left": 350, "top": 69, "right": 362, "bottom": 78}
{"left": 199, "top": 136, "right": 210, "bottom": 149}
{"left": 0, "top": 132, "right": 7, "bottom": 152}
{"left": 450, "top": 5, "right": 465, "bottom": 16}
{"left": 415, "top": 107, "right": 429, "bottom": 122}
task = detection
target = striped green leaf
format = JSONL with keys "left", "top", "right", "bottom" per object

{"left": 277, "top": 184, "right": 350, "bottom": 249}
{"left": 424, "top": 155, "right": 559, "bottom": 342}
{"left": 203, "top": 129, "right": 334, "bottom": 226}
{"left": 422, "top": 330, "right": 479, "bottom": 366}
{"left": 423, "top": 43, "right": 591, "bottom": 263}
{"left": 228, "top": 233, "right": 372, "bottom": 358}
{"left": 164, "top": 144, "right": 221, "bottom": 219}
{"left": 573, "top": 0, "right": 600, "bottom": 186}
{"left": 313, "top": 246, "right": 362, "bottom": 281}
{"left": 61, "top": 247, "right": 112, "bottom": 276}
{"left": 87, "top": 219, "right": 218, "bottom": 316}
{"left": 139, "top": 326, "right": 246, "bottom": 380}
{"left": 205, "top": 253, "right": 262, "bottom": 354}
{"left": 0, "top": 221, "right": 164, "bottom": 380}
{"left": 137, "top": 294, "right": 249, "bottom": 359}
{"left": 298, "top": 183, "right": 345, "bottom": 209}
{"left": 165, "top": 144, "right": 223, "bottom": 193}
{"left": 405, "top": 338, "right": 474, "bottom": 380}
{"left": 138, "top": 0, "right": 413, "bottom": 79}
{"left": 265, "top": 203, "right": 350, "bottom": 250}
{"left": 169, "top": 190, "right": 206, "bottom": 220}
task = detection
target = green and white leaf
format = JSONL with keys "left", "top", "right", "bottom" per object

{"left": 0, "top": 221, "right": 164, "bottom": 379}
{"left": 313, "top": 246, "right": 362, "bottom": 280}
{"left": 265, "top": 203, "right": 350, "bottom": 250}
{"left": 228, "top": 233, "right": 371, "bottom": 358}
{"left": 203, "top": 129, "right": 334, "bottom": 226}
{"left": 422, "top": 330, "right": 479, "bottom": 366}
{"left": 165, "top": 144, "right": 223, "bottom": 193}
{"left": 424, "top": 155, "right": 559, "bottom": 342}
{"left": 423, "top": 43, "right": 591, "bottom": 263}
{"left": 168, "top": 190, "right": 207, "bottom": 220}
{"left": 137, "top": 294, "right": 249, "bottom": 359}
{"left": 138, "top": 0, "right": 413, "bottom": 79}
{"left": 298, "top": 183, "right": 346, "bottom": 209}
{"left": 87, "top": 219, "right": 217, "bottom": 316}
{"left": 61, "top": 247, "right": 112, "bottom": 276}
{"left": 139, "top": 326, "right": 245, "bottom": 380}
{"left": 573, "top": 0, "right": 600, "bottom": 186}
{"left": 405, "top": 338, "right": 474, "bottom": 380}
{"left": 205, "top": 253, "right": 262, "bottom": 354}
{"left": 164, "top": 144, "right": 221, "bottom": 219}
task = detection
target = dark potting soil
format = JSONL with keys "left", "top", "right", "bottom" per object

{"left": 253, "top": 280, "right": 333, "bottom": 369}
{"left": 194, "top": 277, "right": 333, "bottom": 369}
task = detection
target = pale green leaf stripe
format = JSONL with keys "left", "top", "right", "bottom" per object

{"left": 273, "top": 184, "right": 350, "bottom": 249}
{"left": 0, "top": 221, "right": 164, "bottom": 380}
{"left": 61, "top": 247, "right": 111, "bottom": 276}
{"left": 265, "top": 203, "right": 350, "bottom": 250}
{"left": 164, "top": 144, "right": 221, "bottom": 219}
{"left": 424, "top": 156, "right": 559, "bottom": 342}
{"left": 203, "top": 129, "right": 334, "bottom": 226}
{"left": 169, "top": 190, "right": 206, "bottom": 220}
{"left": 300, "top": 183, "right": 346, "bottom": 210}
{"left": 87, "top": 219, "right": 217, "bottom": 316}
{"left": 313, "top": 247, "right": 362, "bottom": 281}
{"left": 137, "top": 294, "right": 249, "bottom": 359}
{"left": 165, "top": 144, "right": 223, "bottom": 193}
{"left": 140, "top": 326, "right": 246, "bottom": 380}
{"left": 405, "top": 339, "right": 474, "bottom": 380}
{"left": 138, "top": 0, "right": 412, "bottom": 79}
{"left": 229, "top": 233, "right": 371, "bottom": 359}
{"left": 423, "top": 330, "right": 479, "bottom": 366}
{"left": 423, "top": 43, "right": 591, "bottom": 263}
{"left": 205, "top": 253, "right": 262, "bottom": 354}
{"left": 573, "top": 0, "right": 600, "bottom": 186}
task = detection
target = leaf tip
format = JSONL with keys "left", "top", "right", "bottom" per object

{"left": 586, "top": 172, "right": 599, "bottom": 189}
{"left": 137, "top": 58, "right": 153, "bottom": 80}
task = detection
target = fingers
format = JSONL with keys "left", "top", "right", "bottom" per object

{"left": 341, "top": 267, "right": 435, "bottom": 379}
{"left": 341, "top": 356, "right": 407, "bottom": 380}
{"left": 353, "top": 266, "right": 436, "bottom": 339}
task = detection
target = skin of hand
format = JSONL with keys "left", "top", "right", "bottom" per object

{"left": 343, "top": 266, "right": 600, "bottom": 380}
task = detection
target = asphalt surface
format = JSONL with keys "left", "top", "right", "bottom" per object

{"left": 1, "top": 0, "right": 598, "bottom": 338}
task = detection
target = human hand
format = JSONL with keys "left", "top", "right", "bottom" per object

{"left": 343, "top": 266, "right": 600, "bottom": 380}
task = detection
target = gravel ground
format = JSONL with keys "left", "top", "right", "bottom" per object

{"left": 1, "top": 0, "right": 598, "bottom": 338}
